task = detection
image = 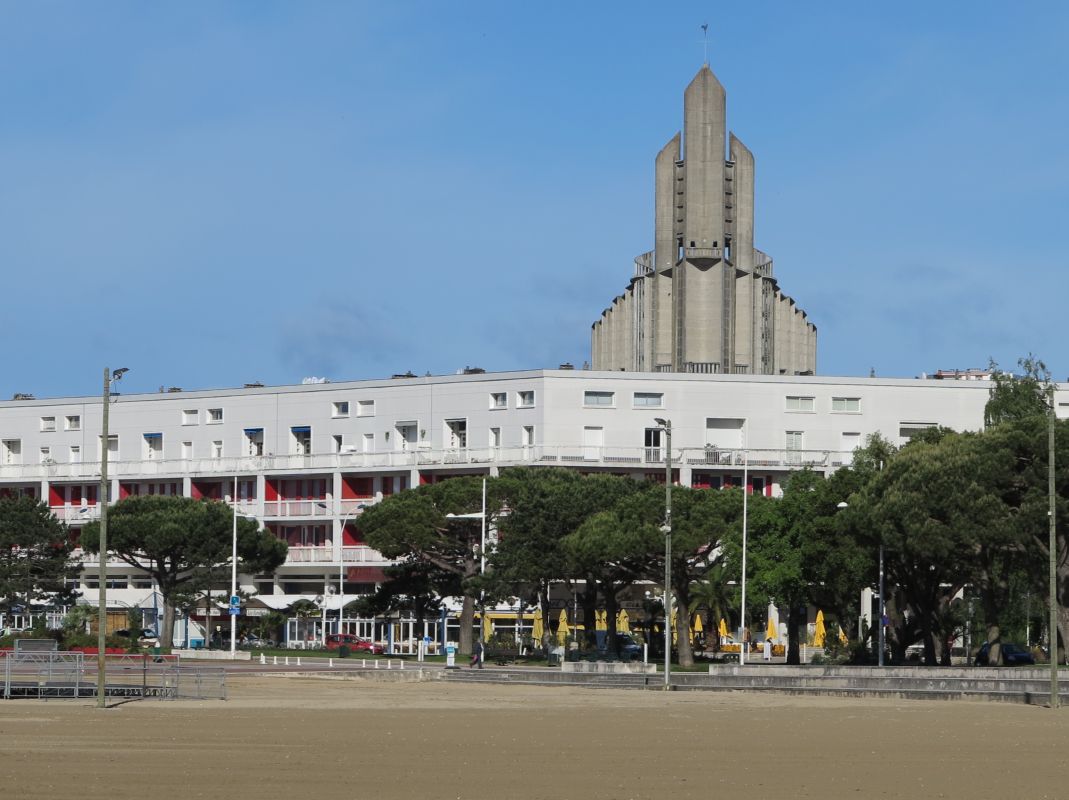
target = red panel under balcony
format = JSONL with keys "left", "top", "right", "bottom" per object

{"left": 49, "top": 485, "right": 63, "bottom": 507}
{"left": 342, "top": 476, "right": 373, "bottom": 499}
{"left": 346, "top": 566, "right": 386, "bottom": 583}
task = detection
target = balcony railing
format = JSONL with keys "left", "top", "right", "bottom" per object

{"left": 50, "top": 505, "right": 102, "bottom": 522}
{"left": 7, "top": 445, "right": 854, "bottom": 483}
{"left": 283, "top": 545, "right": 385, "bottom": 565}
{"left": 263, "top": 500, "right": 334, "bottom": 518}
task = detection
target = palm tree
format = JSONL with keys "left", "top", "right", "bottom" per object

{"left": 689, "top": 563, "right": 734, "bottom": 653}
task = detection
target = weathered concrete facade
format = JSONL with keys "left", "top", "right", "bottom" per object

{"left": 592, "top": 65, "right": 817, "bottom": 376}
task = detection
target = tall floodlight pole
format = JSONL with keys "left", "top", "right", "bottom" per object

{"left": 1049, "top": 385, "right": 1059, "bottom": 708}
{"left": 655, "top": 418, "right": 672, "bottom": 689}
{"left": 96, "top": 366, "right": 126, "bottom": 708}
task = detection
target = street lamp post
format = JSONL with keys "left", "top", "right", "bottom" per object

{"left": 335, "top": 501, "right": 371, "bottom": 639}
{"left": 97, "top": 366, "right": 127, "bottom": 709}
{"left": 654, "top": 418, "right": 672, "bottom": 689}
{"left": 228, "top": 476, "right": 258, "bottom": 656}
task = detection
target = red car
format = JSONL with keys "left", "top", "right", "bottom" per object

{"left": 325, "top": 633, "right": 384, "bottom": 654}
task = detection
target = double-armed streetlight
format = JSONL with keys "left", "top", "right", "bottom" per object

{"left": 229, "top": 475, "right": 258, "bottom": 656}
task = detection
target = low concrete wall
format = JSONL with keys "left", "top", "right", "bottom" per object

{"left": 172, "top": 649, "right": 251, "bottom": 661}
{"left": 562, "top": 661, "right": 657, "bottom": 675}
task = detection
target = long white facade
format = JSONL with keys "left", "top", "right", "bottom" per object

{"left": 0, "top": 369, "right": 1055, "bottom": 610}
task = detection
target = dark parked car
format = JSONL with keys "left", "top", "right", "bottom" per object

{"left": 974, "top": 642, "right": 1036, "bottom": 666}
{"left": 597, "top": 633, "right": 643, "bottom": 659}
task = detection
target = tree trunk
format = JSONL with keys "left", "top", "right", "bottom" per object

{"left": 605, "top": 590, "right": 619, "bottom": 656}
{"left": 786, "top": 604, "right": 803, "bottom": 665}
{"left": 985, "top": 623, "right": 1002, "bottom": 666}
{"left": 160, "top": 601, "right": 176, "bottom": 649}
{"left": 580, "top": 580, "right": 597, "bottom": 648}
{"left": 458, "top": 594, "right": 474, "bottom": 656}
{"left": 538, "top": 585, "right": 554, "bottom": 653}
{"left": 675, "top": 583, "right": 694, "bottom": 667}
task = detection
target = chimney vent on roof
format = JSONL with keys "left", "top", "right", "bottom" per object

{"left": 12, "top": 393, "right": 34, "bottom": 400}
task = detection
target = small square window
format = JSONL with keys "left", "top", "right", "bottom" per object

{"left": 65, "top": 415, "right": 80, "bottom": 431}
{"left": 182, "top": 409, "right": 199, "bottom": 425}
{"left": 40, "top": 417, "right": 56, "bottom": 432}
{"left": 633, "top": 392, "right": 664, "bottom": 408}
{"left": 332, "top": 401, "right": 349, "bottom": 418}
{"left": 207, "top": 408, "right": 224, "bottom": 423}
{"left": 39, "top": 446, "right": 52, "bottom": 463}
{"left": 785, "top": 396, "right": 815, "bottom": 412}
{"left": 356, "top": 400, "right": 375, "bottom": 417}
{"left": 517, "top": 390, "right": 535, "bottom": 408}
{"left": 490, "top": 392, "right": 507, "bottom": 409}
{"left": 584, "top": 391, "right": 615, "bottom": 407}
{"left": 211, "top": 440, "right": 223, "bottom": 458}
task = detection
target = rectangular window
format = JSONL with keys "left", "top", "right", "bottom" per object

{"left": 181, "top": 441, "right": 193, "bottom": 459}
{"left": 207, "top": 408, "right": 224, "bottom": 424}
{"left": 356, "top": 400, "right": 375, "bottom": 417}
{"left": 39, "top": 446, "right": 51, "bottom": 463}
{"left": 333, "top": 434, "right": 343, "bottom": 454}
{"left": 97, "top": 435, "right": 118, "bottom": 460}
{"left": 785, "top": 431, "right": 804, "bottom": 465}
{"left": 143, "top": 433, "right": 163, "bottom": 460}
{"left": 633, "top": 392, "right": 664, "bottom": 408}
{"left": 490, "top": 392, "right": 507, "bottom": 409}
{"left": 182, "top": 409, "right": 198, "bottom": 425}
{"left": 899, "top": 422, "right": 936, "bottom": 441}
{"left": 362, "top": 433, "right": 374, "bottom": 453}
{"left": 445, "top": 419, "right": 467, "bottom": 449}
{"left": 785, "top": 396, "right": 815, "bottom": 412}
{"left": 40, "top": 416, "right": 56, "bottom": 432}
{"left": 332, "top": 401, "right": 349, "bottom": 418}
{"left": 521, "top": 425, "right": 535, "bottom": 446}
{"left": 211, "top": 440, "right": 223, "bottom": 458}
{"left": 3, "top": 439, "right": 22, "bottom": 465}
{"left": 244, "top": 428, "right": 264, "bottom": 456}
{"left": 832, "top": 397, "right": 861, "bottom": 413}
{"left": 69, "top": 445, "right": 81, "bottom": 464}
{"left": 583, "top": 391, "right": 615, "bottom": 407}
{"left": 292, "top": 426, "right": 312, "bottom": 455}
{"left": 65, "top": 415, "right": 80, "bottom": 431}
{"left": 517, "top": 390, "right": 535, "bottom": 408}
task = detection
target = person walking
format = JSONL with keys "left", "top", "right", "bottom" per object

{"left": 470, "top": 639, "right": 483, "bottom": 669}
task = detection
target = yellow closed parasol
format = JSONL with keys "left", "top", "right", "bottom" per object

{"left": 617, "top": 609, "right": 630, "bottom": 635}
{"left": 814, "top": 610, "right": 826, "bottom": 647}
{"left": 557, "top": 609, "right": 570, "bottom": 646}
{"left": 532, "top": 608, "right": 544, "bottom": 642}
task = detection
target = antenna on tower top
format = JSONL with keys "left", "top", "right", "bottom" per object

{"left": 700, "top": 23, "right": 709, "bottom": 65}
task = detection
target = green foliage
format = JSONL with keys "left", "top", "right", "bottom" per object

{"left": 0, "top": 494, "right": 79, "bottom": 612}
{"left": 985, "top": 355, "right": 1051, "bottom": 427}
{"left": 81, "top": 496, "right": 287, "bottom": 648}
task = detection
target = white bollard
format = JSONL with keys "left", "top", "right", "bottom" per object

{"left": 260, "top": 654, "right": 266, "bottom": 665}
{"left": 285, "top": 656, "right": 289, "bottom": 666}
{"left": 362, "top": 658, "right": 366, "bottom": 668}
{"left": 273, "top": 655, "right": 278, "bottom": 666}
{"left": 374, "top": 659, "right": 379, "bottom": 669}
{"left": 329, "top": 658, "right": 334, "bottom": 668}
{"left": 400, "top": 659, "right": 404, "bottom": 670}
{"left": 296, "top": 657, "right": 301, "bottom": 666}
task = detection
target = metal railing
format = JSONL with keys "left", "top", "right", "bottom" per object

{"left": 2, "top": 651, "right": 223, "bottom": 700}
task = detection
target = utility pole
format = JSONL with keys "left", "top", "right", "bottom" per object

{"left": 1049, "top": 384, "right": 1059, "bottom": 708}
{"left": 96, "top": 366, "right": 126, "bottom": 708}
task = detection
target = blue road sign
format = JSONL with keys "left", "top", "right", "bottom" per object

{"left": 227, "top": 607, "right": 241, "bottom": 616}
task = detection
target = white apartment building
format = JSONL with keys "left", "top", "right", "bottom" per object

{"left": 0, "top": 368, "right": 1055, "bottom": 616}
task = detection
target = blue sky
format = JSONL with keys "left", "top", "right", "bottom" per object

{"left": 2, "top": 2, "right": 1067, "bottom": 399}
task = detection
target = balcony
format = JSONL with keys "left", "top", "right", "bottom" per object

{"left": 264, "top": 500, "right": 334, "bottom": 518}
{"left": 0, "top": 445, "right": 854, "bottom": 484}
{"left": 283, "top": 545, "right": 385, "bottom": 565}
{"left": 50, "top": 505, "right": 102, "bottom": 523}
